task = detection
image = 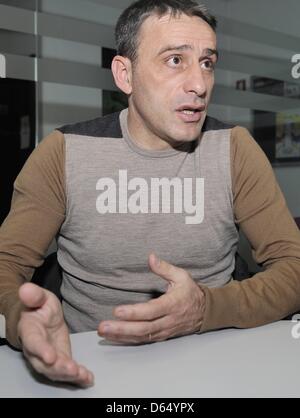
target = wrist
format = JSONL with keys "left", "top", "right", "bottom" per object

{"left": 195, "top": 284, "right": 206, "bottom": 333}
{"left": 2, "top": 289, "right": 24, "bottom": 349}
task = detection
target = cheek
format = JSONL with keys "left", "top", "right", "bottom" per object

{"left": 142, "top": 79, "right": 172, "bottom": 105}
{"left": 133, "top": 68, "right": 180, "bottom": 107}
{"left": 206, "top": 74, "right": 215, "bottom": 91}
{"left": 150, "top": 76, "right": 181, "bottom": 105}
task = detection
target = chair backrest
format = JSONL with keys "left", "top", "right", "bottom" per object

{"left": 233, "top": 252, "right": 251, "bottom": 280}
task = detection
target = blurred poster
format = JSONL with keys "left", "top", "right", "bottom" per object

{"left": 275, "top": 113, "right": 300, "bottom": 159}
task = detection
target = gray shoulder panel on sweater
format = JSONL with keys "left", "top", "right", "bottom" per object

{"left": 57, "top": 111, "right": 234, "bottom": 138}
{"left": 57, "top": 111, "right": 122, "bottom": 138}
{"left": 202, "top": 116, "right": 235, "bottom": 132}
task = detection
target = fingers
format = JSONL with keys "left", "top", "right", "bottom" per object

{"left": 24, "top": 351, "right": 94, "bottom": 387}
{"left": 17, "top": 284, "right": 94, "bottom": 388}
{"left": 99, "top": 260, "right": 205, "bottom": 345}
{"left": 114, "top": 293, "right": 171, "bottom": 321}
{"left": 20, "top": 328, "right": 57, "bottom": 365}
{"left": 19, "top": 282, "right": 47, "bottom": 310}
{"left": 116, "top": 253, "right": 191, "bottom": 324}
{"left": 21, "top": 327, "right": 94, "bottom": 387}
{"left": 98, "top": 316, "right": 171, "bottom": 344}
{"left": 148, "top": 253, "right": 189, "bottom": 284}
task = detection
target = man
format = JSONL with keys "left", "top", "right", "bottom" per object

{"left": 1, "top": 0, "right": 300, "bottom": 387}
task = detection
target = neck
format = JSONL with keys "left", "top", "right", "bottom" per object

{"left": 127, "top": 106, "right": 183, "bottom": 151}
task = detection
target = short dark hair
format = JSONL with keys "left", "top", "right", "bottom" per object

{"left": 115, "top": 0, "right": 217, "bottom": 64}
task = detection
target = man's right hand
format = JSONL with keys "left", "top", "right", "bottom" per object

{"left": 17, "top": 282, "right": 94, "bottom": 387}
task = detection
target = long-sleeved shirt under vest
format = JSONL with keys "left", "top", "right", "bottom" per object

{"left": 1, "top": 109, "right": 300, "bottom": 347}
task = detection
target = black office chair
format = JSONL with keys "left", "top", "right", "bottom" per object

{"left": 31, "top": 252, "right": 63, "bottom": 301}
{"left": 233, "top": 252, "right": 252, "bottom": 281}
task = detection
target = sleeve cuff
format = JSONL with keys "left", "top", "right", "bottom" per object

{"left": 2, "top": 290, "right": 23, "bottom": 349}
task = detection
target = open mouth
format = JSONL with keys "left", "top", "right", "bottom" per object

{"left": 180, "top": 109, "right": 199, "bottom": 115}
{"left": 176, "top": 106, "right": 205, "bottom": 122}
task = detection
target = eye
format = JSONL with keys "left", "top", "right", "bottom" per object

{"left": 167, "top": 55, "right": 182, "bottom": 68}
{"left": 201, "top": 60, "right": 215, "bottom": 71}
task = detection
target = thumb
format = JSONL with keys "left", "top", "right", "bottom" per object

{"left": 148, "top": 253, "right": 188, "bottom": 286}
{"left": 19, "top": 282, "right": 47, "bottom": 310}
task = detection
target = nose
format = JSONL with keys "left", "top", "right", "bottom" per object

{"left": 182, "top": 63, "right": 207, "bottom": 98}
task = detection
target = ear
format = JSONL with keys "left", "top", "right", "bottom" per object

{"left": 111, "top": 55, "right": 133, "bottom": 95}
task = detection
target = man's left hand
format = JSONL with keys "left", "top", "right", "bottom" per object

{"left": 98, "top": 253, "right": 206, "bottom": 344}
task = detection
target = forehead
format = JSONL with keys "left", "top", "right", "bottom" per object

{"left": 138, "top": 13, "right": 216, "bottom": 51}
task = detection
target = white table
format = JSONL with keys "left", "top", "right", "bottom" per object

{"left": 1, "top": 321, "right": 300, "bottom": 398}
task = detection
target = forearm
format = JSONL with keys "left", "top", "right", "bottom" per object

{"left": 200, "top": 126, "right": 300, "bottom": 333}
{"left": 0, "top": 130, "right": 66, "bottom": 347}
{"left": 0, "top": 200, "right": 65, "bottom": 346}
{"left": 201, "top": 258, "right": 300, "bottom": 332}
{"left": 0, "top": 261, "right": 23, "bottom": 348}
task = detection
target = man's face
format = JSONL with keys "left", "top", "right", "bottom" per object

{"left": 127, "top": 13, "right": 217, "bottom": 148}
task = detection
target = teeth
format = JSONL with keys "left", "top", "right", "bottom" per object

{"left": 182, "top": 110, "right": 195, "bottom": 115}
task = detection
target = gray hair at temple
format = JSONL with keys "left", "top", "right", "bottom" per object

{"left": 115, "top": 0, "right": 217, "bottom": 65}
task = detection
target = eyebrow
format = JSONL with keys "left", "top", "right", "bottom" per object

{"left": 158, "top": 44, "right": 219, "bottom": 61}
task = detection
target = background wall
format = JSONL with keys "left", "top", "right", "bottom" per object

{"left": 38, "top": 0, "right": 300, "bottom": 218}
{"left": 225, "top": 0, "right": 300, "bottom": 217}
